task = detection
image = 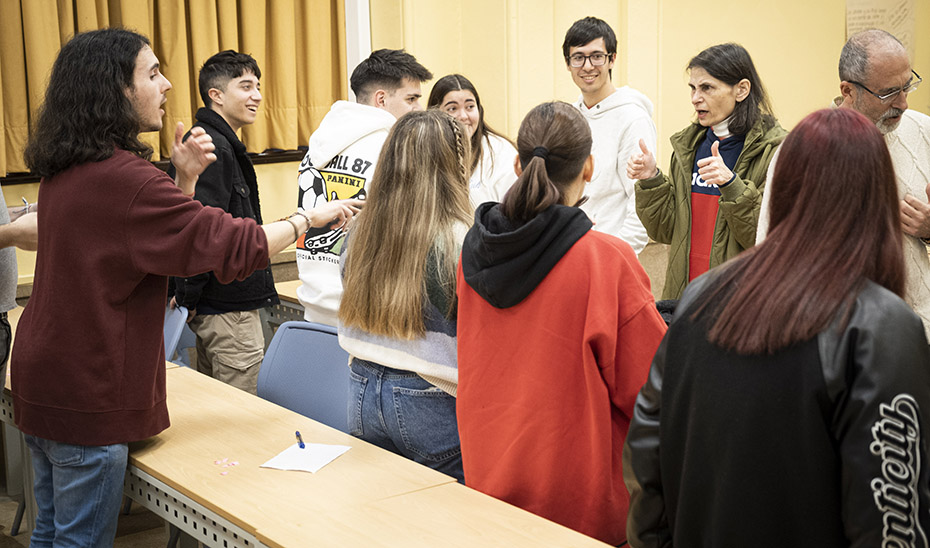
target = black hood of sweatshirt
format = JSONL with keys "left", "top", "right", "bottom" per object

{"left": 461, "top": 202, "right": 592, "bottom": 309}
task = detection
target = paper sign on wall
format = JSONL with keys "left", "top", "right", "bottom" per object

{"left": 846, "top": 0, "right": 915, "bottom": 59}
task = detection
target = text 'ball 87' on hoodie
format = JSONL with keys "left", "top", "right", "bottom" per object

{"left": 456, "top": 202, "right": 666, "bottom": 545}
{"left": 296, "top": 100, "right": 396, "bottom": 326}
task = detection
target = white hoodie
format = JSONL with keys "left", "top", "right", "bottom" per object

{"left": 468, "top": 133, "right": 518, "bottom": 209}
{"left": 296, "top": 100, "right": 396, "bottom": 326}
{"left": 574, "top": 87, "right": 656, "bottom": 254}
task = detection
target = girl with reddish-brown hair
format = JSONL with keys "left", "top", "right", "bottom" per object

{"left": 624, "top": 108, "right": 930, "bottom": 547}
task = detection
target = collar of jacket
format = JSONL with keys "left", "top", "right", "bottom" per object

{"left": 195, "top": 107, "right": 248, "bottom": 156}
{"left": 194, "top": 107, "right": 262, "bottom": 224}
{"left": 668, "top": 117, "right": 770, "bottom": 165}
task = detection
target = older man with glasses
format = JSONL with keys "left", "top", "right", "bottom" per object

{"left": 759, "top": 29, "right": 930, "bottom": 343}
{"left": 561, "top": 16, "right": 656, "bottom": 255}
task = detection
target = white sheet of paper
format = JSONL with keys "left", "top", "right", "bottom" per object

{"left": 260, "top": 443, "right": 351, "bottom": 473}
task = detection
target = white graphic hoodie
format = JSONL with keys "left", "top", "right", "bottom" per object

{"left": 574, "top": 87, "right": 656, "bottom": 254}
{"left": 296, "top": 101, "right": 396, "bottom": 326}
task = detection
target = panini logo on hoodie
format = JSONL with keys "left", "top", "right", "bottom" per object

{"left": 297, "top": 153, "right": 370, "bottom": 257}
{"left": 869, "top": 393, "right": 927, "bottom": 547}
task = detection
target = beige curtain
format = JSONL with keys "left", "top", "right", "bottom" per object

{"left": 0, "top": 0, "right": 346, "bottom": 175}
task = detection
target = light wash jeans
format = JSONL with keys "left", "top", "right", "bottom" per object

{"left": 348, "top": 358, "right": 463, "bottom": 482}
{"left": 24, "top": 435, "right": 129, "bottom": 548}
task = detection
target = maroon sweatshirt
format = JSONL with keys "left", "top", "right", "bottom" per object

{"left": 11, "top": 149, "right": 269, "bottom": 446}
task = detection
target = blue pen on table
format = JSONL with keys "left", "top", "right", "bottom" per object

{"left": 295, "top": 431, "right": 305, "bottom": 449}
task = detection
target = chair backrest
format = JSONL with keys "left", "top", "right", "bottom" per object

{"left": 164, "top": 304, "right": 189, "bottom": 361}
{"left": 173, "top": 322, "right": 196, "bottom": 367}
{"left": 257, "top": 321, "right": 350, "bottom": 433}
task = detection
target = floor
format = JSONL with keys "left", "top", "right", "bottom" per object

{"left": 0, "top": 494, "right": 168, "bottom": 547}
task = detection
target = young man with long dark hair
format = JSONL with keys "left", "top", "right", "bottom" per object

{"left": 13, "top": 28, "right": 352, "bottom": 547}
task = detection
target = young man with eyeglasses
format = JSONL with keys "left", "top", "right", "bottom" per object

{"left": 758, "top": 29, "right": 930, "bottom": 343}
{"left": 562, "top": 16, "right": 655, "bottom": 254}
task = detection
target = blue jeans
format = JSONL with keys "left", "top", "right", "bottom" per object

{"left": 348, "top": 358, "right": 463, "bottom": 482}
{"left": 24, "top": 435, "right": 129, "bottom": 548}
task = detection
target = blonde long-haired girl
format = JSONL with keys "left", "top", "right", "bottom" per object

{"left": 338, "top": 109, "right": 472, "bottom": 481}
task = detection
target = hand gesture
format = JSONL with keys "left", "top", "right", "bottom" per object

{"left": 696, "top": 141, "right": 734, "bottom": 186}
{"left": 171, "top": 123, "right": 216, "bottom": 193}
{"left": 627, "top": 138, "right": 658, "bottom": 180}
{"left": 901, "top": 182, "right": 930, "bottom": 239}
{"left": 307, "top": 198, "right": 365, "bottom": 231}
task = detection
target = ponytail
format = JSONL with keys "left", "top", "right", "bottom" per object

{"left": 499, "top": 102, "right": 592, "bottom": 224}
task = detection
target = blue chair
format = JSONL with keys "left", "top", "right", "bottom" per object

{"left": 257, "top": 321, "right": 350, "bottom": 433}
{"left": 163, "top": 304, "right": 188, "bottom": 364}
{"left": 172, "top": 322, "right": 196, "bottom": 367}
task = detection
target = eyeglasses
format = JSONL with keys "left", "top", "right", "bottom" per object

{"left": 848, "top": 70, "right": 922, "bottom": 104}
{"left": 568, "top": 52, "right": 611, "bottom": 68}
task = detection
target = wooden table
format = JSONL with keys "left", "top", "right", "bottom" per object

{"left": 274, "top": 280, "right": 301, "bottom": 305}
{"left": 125, "top": 366, "right": 608, "bottom": 547}
{"left": 254, "top": 481, "right": 610, "bottom": 547}
{"left": 125, "top": 366, "right": 459, "bottom": 546}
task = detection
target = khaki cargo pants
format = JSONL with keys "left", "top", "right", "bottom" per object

{"left": 188, "top": 309, "right": 264, "bottom": 394}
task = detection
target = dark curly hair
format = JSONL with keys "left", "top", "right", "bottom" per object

{"left": 24, "top": 28, "right": 153, "bottom": 178}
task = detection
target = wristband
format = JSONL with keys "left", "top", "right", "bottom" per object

{"left": 284, "top": 218, "right": 301, "bottom": 242}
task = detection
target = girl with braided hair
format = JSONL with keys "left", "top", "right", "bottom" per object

{"left": 456, "top": 101, "right": 667, "bottom": 544}
{"left": 427, "top": 74, "right": 518, "bottom": 209}
{"left": 338, "top": 109, "right": 472, "bottom": 481}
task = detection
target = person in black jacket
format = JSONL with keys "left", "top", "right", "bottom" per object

{"left": 623, "top": 108, "right": 930, "bottom": 547}
{"left": 170, "top": 51, "right": 277, "bottom": 394}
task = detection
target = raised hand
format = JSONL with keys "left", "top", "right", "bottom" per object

{"left": 171, "top": 122, "right": 216, "bottom": 195}
{"left": 696, "top": 140, "right": 734, "bottom": 186}
{"left": 627, "top": 138, "right": 658, "bottom": 180}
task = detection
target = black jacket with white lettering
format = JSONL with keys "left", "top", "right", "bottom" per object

{"left": 623, "top": 276, "right": 930, "bottom": 548}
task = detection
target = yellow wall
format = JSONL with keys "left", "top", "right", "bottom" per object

{"left": 8, "top": 0, "right": 929, "bottom": 283}
{"left": 371, "top": 0, "right": 930, "bottom": 167}
{"left": 6, "top": 160, "right": 301, "bottom": 285}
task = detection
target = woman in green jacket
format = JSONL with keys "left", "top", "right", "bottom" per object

{"left": 628, "top": 43, "right": 786, "bottom": 300}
